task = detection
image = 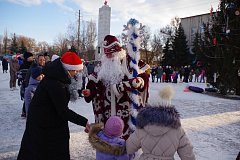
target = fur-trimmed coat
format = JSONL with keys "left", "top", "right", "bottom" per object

{"left": 85, "top": 55, "right": 150, "bottom": 140}
{"left": 126, "top": 106, "right": 195, "bottom": 160}
{"left": 89, "top": 124, "right": 129, "bottom": 160}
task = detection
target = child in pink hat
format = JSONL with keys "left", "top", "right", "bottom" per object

{"left": 89, "top": 116, "right": 130, "bottom": 160}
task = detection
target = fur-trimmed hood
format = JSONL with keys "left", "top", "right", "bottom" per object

{"left": 88, "top": 123, "right": 126, "bottom": 156}
{"left": 136, "top": 105, "right": 181, "bottom": 132}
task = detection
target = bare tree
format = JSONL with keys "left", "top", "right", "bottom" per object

{"left": 80, "top": 21, "right": 86, "bottom": 54}
{"left": 85, "top": 20, "right": 97, "bottom": 50}
{"left": 84, "top": 20, "right": 97, "bottom": 60}
{"left": 64, "top": 19, "right": 97, "bottom": 60}
{"left": 54, "top": 33, "right": 69, "bottom": 55}
{"left": 17, "top": 36, "right": 37, "bottom": 53}
{"left": 141, "top": 25, "right": 151, "bottom": 64}
{"left": 3, "top": 30, "right": 10, "bottom": 54}
{"left": 67, "top": 22, "right": 78, "bottom": 50}
{"left": 0, "top": 35, "right": 3, "bottom": 54}
{"left": 118, "top": 34, "right": 127, "bottom": 49}
{"left": 37, "top": 41, "right": 49, "bottom": 53}
{"left": 151, "top": 31, "right": 163, "bottom": 64}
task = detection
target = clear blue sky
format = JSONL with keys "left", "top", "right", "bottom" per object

{"left": 0, "top": 0, "right": 219, "bottom": 45}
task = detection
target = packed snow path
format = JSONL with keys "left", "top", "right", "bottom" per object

{"left": 0, "top": 69, "right": 239, "bottom": 160}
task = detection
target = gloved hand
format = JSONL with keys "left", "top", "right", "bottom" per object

{"left": 82, "top": 89, "right": 91, "bottom": 97}
{"left": 130, "top": 77, "right": 144, "bottom": 89}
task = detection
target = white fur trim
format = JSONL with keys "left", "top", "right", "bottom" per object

{"left": 130, "top": 108, "right": 138, "bottom": 118}
{"left": 89, "top": 74, "right": 98, "bottom": 83}
{"left": 62, "top": 63, "right": 83, "bottom": 71}
{"left": 103, "top": 41, "right": 121, "bottom": 48}
{"left": 112, "top": 84, "right": 121, "bottom": 97}
{"left": 140, "top": 63, "right": 150, "bottom": 72}
{"left": 128, "top": 120, "right": 136, "bottom": 131}
{"left": 110, "top": 87, "right": 116, "bottom": 116}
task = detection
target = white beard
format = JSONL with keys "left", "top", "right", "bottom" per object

{"left": 98, "top": 52, "right": 125, "bottom": 87}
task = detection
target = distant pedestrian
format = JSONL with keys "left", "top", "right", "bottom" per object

{"left": 172, "top": 70, "right": 178, "bottom": 83}
{"left": 9, "top": 55, "right": 20, "bottom": 91}
{"left": 44, "top": 52, "right": 51, "bottom": 64}
{"left": 2, "top": 58, "right": 8, "bottom": 73}
{"left": 17, "top": 52, "right": 34, "bottom": 118}
{"left": 183, "top": 66, "right": 190, "bottom": 83}
{"left": 156, "top": 66, "right": 163, "bottom": 83}
{"left": 194, "top": 68, "right": 200, "bottom": 82}
{"left": 151, "top": 65, "right": 157, "bottom": 82}
{"left": 162, "top": 72, "right": 166, "bottom": 82}
{"left": 200, "top": 68, "right": 205, "bottom": 83}
{"left": 179, "top": 66, "right": 185, "bottom": 82}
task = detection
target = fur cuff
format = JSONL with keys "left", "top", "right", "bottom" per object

{"left": 136, "top": 105, "right": 181, "bottom": 129}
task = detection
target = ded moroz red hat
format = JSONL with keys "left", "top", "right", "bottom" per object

{"left": 103, "top": 35, "right": 122, "bottom": 55}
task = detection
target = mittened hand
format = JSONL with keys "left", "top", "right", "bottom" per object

{"left": 130, "top": 77, "right": 144, "bottom": 89}
{"left": 82, "top": 89, "right": 91, "bottom": 97}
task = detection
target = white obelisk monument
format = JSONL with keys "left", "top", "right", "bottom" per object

{"left": 95, "top": 0, "right": 111, "bottom": 60}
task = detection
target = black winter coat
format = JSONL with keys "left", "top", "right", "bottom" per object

{"left": 2, "top": 58, "right": 8, "bottom": 70}
{"left": 17, "top": 59, "right": 88, "bottom": 160}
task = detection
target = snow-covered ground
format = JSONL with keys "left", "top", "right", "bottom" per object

{"left": 0, "top": 66, "right": 239, "bottom": 160}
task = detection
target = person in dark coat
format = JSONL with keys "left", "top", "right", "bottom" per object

{"left": 17, "top": 52, "right": 34, "bottom": 118}
{"left": 151, "top": 65, "right": 157, "bottom": 82}
{"left": 24, "top": 54, "right": 46, "bottom": 89}
{"left": 183, "top": 65, "right": 190, "bottom": 83}
{"left": 9, "top": 55, "right": 20, "bottom": 90}
{"left": 2, "top": 57, "right": 8, "bottom": 73}
{"left": 17, "top": 52, "right": 90, "bottom": 160}
{"left": 44, "top": 52, "right": 51, "bottom": 64}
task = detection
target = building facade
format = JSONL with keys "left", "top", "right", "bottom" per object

{"left": 181, "top": 13, "right": 211, "bottom": 53}
{"left": 95, "top": 1, "right": 111, "bottom": 60}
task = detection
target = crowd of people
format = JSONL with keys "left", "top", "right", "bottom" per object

{"left": 150, "top": 65, "right": 206, "bottom": 84}
{"left": 1, "top": 35, "right": 196, "bottom": 160}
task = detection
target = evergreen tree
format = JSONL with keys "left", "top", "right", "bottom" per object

{"left": 203, "top": 0, "right": 240, "bottom": 95}
{"left": 10, "top": 33, "right": 18, "bottom": 54}
{"left": 192, "top": 31, "right": 209, "bottom": 69}
{"left": 162, "top": 38, "right": 174, "bottom": 65}
{"left": 19, "top": 40, "right": 27, "bottom": 54}
{"left": 192, "top": 32, "right": 201, "bottom": 64}
{"left": 171, "top": 23, "right": 190, "bottom": 67}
